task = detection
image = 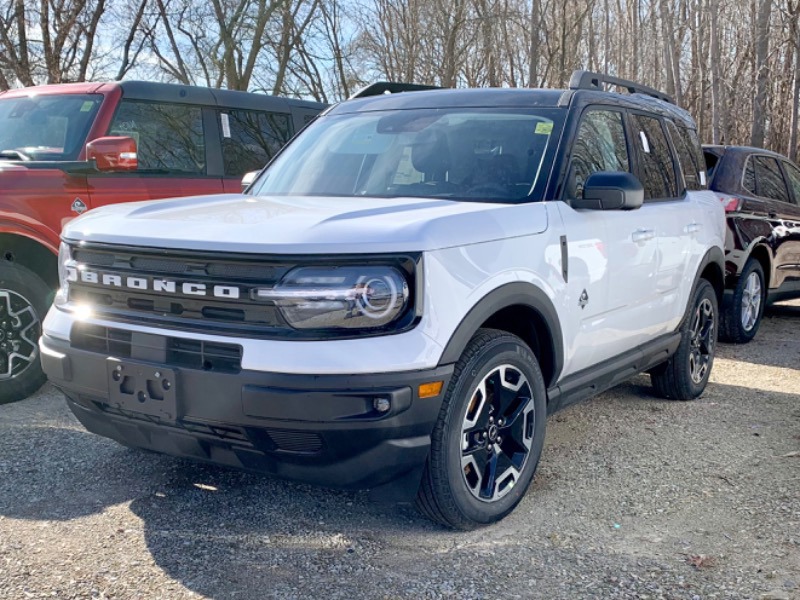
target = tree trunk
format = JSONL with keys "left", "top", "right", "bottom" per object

{"left": 751, "top": 0, "right": 771, "bottom": 147}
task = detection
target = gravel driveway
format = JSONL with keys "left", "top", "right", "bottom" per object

{"left": 1, "top": 303, "right": 798, "bottom": 600}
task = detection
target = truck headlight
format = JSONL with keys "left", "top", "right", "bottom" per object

{"left": 55, "top": 242, "right": 76, "bottom": 305}
{"left": 254, "top": 266, "right": 410, "bottom": 329}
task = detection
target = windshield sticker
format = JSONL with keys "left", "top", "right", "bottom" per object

{"left": 535, "top": 122, "right": 553, "bottom": 135}
{"left": 221, "top": 113, "right": 231, "bottom": 138}
{"left": 80, "top": 101, "right": 94, "bottom": 112}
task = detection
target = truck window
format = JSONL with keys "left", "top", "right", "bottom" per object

{"left": 566, "top": 109, "right": 630, "bottom": 199}
{"left": 665, "top": 121, "right": 705, "bottom": 191}
{"left": 109, "top": 100, "right": 205, "bottom": 174}
{"left": 219, "top": 109, "right": 292, "bottom": 176}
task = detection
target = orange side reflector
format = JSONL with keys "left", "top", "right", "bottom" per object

{"left": 418, "top": 381, "right": 443, "bottom": 398}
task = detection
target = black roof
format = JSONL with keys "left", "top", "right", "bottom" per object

{"left": 327, "top": 86, "right": 697, "bottom": 129}
{"left": 118, "top": 80, "right": 326, "bottom": 112}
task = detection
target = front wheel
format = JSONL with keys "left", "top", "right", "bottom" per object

{"left": 650, "top": 279, "right": 718, "bottom": 401}
{"left": 416, "top": 329, "right": 547, "bottom": 529}
{"left": 0, "top": 261, "right": 50, "bottom": 404}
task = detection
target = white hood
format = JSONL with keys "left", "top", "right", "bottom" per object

{"left": 63, "top": 194, "right": 549, "bottom": 253}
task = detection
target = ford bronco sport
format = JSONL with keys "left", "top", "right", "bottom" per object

{"left": 0, "top": 80, "right": 323, "bottom": 403}
{"left": 41, "top": 72, "right": 725, "bottom": 528}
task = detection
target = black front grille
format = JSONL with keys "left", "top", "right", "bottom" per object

{"left": 68, "top": 246, "right": 295, "bottom": 336}
{"left": 72, "top": 324, "right": 242, "bottom": 374}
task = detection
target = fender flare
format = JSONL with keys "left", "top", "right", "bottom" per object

{"left": 437, "top": 282, "right": 564, "bottom": 385}
{"left": 0, "top": 219, "right": 60, "bottom": 254}
{"left": 682, "top": 246, "right": 725, "bottom": 327}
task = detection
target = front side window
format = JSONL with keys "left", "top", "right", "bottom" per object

{"left": 109, "top": 100, "right": 205, "bottom": 174}
{"left": 565, "top": 109, "right": 630, "bottom": 198}
{"left": 220, "top": 109, "right": 292, "bottom": 177}
{"left": 0, "top": 94, "right": 102, "bottom": 160}
{"left": 753, "top": 156, "right": 790, "bottom": 203}
{"left": 631, "top": 114, "right": 678, "bottom": 200}
{"left": 251, "top": 108, "right": 563, "bottom": 203}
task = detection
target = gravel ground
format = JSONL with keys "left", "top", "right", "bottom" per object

{"left": 1, "top": 303, "right": 799, "bottom": 600}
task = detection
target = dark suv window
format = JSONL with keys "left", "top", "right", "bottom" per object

{"left": 782, "top": 161, "right": 800, "bottom": 206}
{"left": 566, "top": 109, "right": 629, "bottom": 198}
{"left": 109, "top": 100, "right": 206, "bottom": 174}
{"left": 666, "top": 121, "right": 705, "bottom": 191}
{"left": 631, "top": 114, "right": 678, "bottom": 200}
{"left": 753, "top": 155, "right": 790, "bottom": 203}
{"left": 220, "top": 109, "right": 293, "bottom": 177}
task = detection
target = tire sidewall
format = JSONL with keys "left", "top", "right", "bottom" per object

{"left": 441, "top": 338, "right": 547, "bottom": 525}
{"left": 0, "top": 261, "right": 51, "bottom": 403}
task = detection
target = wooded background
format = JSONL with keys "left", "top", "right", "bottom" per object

{"left": 1, "top": 0, "right": 798, "bottom": 157}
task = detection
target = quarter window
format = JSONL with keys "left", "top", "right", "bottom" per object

{"left": 566, "top": 109, "right": 630, "bottom": 198}
{"left": 220, "top": 109, "right": 293, "bottom": 177}
{"left": 753, "top": 156, "right": 790, "bottom": 203}
{"left": 631, "top": 114, "right": 678, "bottom": 200}
{"left": 109, "top": 100, "right": 205, "bottom": 174}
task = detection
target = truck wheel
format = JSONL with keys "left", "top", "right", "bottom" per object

{"left": 0, "top": 261, "right": 50, "bottom": 404}
{"left": 720, "top": 259, "right": 765, "bottom": 344}
{"left": 416, "top": 328, "right": 547, "bottom": 529}
{"left": 650, "top": 280, "right": 718, "bottom": 401}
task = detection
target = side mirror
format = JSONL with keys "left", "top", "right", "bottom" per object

{"left": 572, "top": 172, "right": 644, "bottom": 210}
{"left": 86, "top": 136, "right": 138, "bottom": 172}
{"left": 241, "top": 170, "right": 259, "bottom": 192}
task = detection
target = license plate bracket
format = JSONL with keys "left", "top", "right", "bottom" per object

{"left": 106, "top": 359, "right": 177, "bottom": 422}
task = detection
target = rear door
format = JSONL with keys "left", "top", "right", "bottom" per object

{"left": 87, "top": 99, "right": 225, "bottom": 209}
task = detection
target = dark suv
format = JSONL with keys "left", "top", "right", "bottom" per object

{"left": 0, "top": 80, "right": 324, "bottom": 403}
{"left": 703, "top": 145, "right": 800, "bottom": 342}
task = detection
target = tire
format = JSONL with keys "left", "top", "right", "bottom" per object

{"left": 720, "top": 259, "right": 765, "bottom": 344}
{"left": 0, "top": 261, "right": 50, "bottom": 404}
{"left": 416, "top": 328, "right": 547, "bottom": 529}
{"left": 650, "top": 280, "right": 718, "bottom": 401}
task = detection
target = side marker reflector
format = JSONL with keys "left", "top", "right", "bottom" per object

{"left": 418, "top": 381, "right": 443, "bottom": 399}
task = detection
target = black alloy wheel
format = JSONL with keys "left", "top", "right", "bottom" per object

{"left": 0, "top": 261, "right": 50, "bottom": 404}
{"left": 416, "top": 329, "right": 547, "bottom": 529}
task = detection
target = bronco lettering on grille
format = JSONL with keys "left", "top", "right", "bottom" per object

{"left": 66, "top": 266, "right": 242, "bottom": 299}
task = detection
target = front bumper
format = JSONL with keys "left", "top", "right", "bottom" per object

{"left": 40, "top": 333, "right": 453, "bottom": 501}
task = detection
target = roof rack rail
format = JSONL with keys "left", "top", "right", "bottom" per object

{"left": 349, "top": 81, "right": 442, "bottom": 100}
{"left": 569, "top": 70, "right": 674, "bottom": 104}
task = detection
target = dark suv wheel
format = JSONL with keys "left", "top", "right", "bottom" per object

{"left": 0, "top": 261, "right": 49, "bottom": 404}
{"left": 720, "top": 258, "right": 766, "bottom": 344}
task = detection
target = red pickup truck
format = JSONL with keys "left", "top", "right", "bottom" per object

{"left": 0, "top": 80, "right": 324, "bottom": 403}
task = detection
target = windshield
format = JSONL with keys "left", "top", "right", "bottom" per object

{"left": 251, "top": 107, "right": 563, "bottom": 203}
{"left": 0, "top": 94, "right": 102, "bottom": 161}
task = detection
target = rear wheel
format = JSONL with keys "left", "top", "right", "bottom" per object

{"left": 720, "top": 259, "right": 765, "bottom": 344}
{"left": 0, "top": 261, "right": 50, "bottom": 404}
{"left": 651, "top": 279, "right": 718, "bottom": 401}
{"left": 416, "top": 329, "right": 547, "bottom": 529}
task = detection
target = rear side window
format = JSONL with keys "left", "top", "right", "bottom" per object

{"left": 782, "top": 161, "right": 800, "bottom": 206}
{"left": 631, "top": 114, "right": 678, "bottom": 200}
{"left": 753, "top": 156, "right": 790, "bottom": 203}
{"left": 219, "top": 109, "right": 293, "bottom": 177}
{"left": 565, "top": 109, "right": 630, "bottom": 198}
{"left": 109, "top": 100, "right": 205, "bottom": 174}
{"left": 704, "top": 150, "right": 720, "bottom": 181}
{"left": 666, "top": 121, "right": 706, "bottom": 191}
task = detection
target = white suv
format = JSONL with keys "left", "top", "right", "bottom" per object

{"left": 40, "top": 72, "right": 725, "bottom": 529}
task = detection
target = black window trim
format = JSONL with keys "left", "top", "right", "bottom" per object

{"left": 626, "top": 109, "right": 686, "bottom": 204}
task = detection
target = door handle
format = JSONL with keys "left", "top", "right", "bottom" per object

{"left": 684, "top": 222, "right": 702, "bottom": 234}
{"left": 631, "top": 228, "right": 655, "bottom": 243}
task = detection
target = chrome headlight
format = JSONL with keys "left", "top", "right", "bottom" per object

{"left": 255, "top": 266, "right": 410, "bottom": 330}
